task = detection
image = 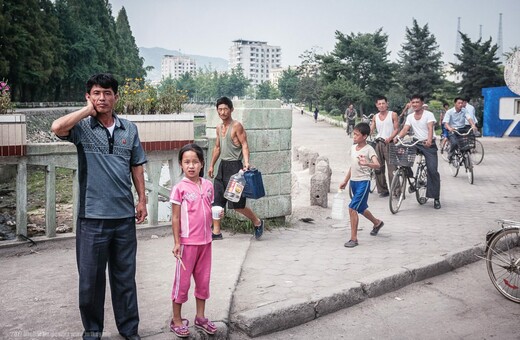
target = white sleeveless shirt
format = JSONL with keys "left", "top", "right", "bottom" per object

{"left": 375, "top": 111, "right": 395, "bottom": 139}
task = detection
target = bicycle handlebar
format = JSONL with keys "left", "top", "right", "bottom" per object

{"left": 450, "top": 129, "right": 474, "bottom": 136}
{"left": 394, "top": 136, "right": 423, "bottom": 147}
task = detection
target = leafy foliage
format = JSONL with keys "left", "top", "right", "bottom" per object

{"left": 452, "top": 33, "right": 505, "bottom": 99}
{"left": 397, "top": 19, "right": 443, "bottom": 100}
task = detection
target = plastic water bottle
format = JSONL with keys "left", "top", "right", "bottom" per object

{"left": 331, "top": 189, "right": 345, "bottom": 220}
{"left": 224, "top": 170, "right": 245, "bottom": 202}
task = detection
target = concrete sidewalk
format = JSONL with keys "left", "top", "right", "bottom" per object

{"left": 1, "top": 109, "right": 519, "bottom": 339}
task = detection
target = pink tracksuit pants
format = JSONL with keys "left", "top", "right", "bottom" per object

{"left": 171, "top": 243, "right": 212, "bottom": 304}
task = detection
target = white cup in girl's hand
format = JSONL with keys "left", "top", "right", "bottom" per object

{"left": 212, "top": 206, "right": 223, "bottom": 220}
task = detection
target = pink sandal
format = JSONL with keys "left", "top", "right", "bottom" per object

{"left": 170, "top": 318, "right": 190, "bottom": 338}
{"left": 194, "top": 316, "right": 217, "bottom": 335}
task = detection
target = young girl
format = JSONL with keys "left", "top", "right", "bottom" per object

{"left": 169, "top": 143, "right": 218, "bottom": 337}
{"left": 339, "top": 123, "right": 384, "bottom": 248}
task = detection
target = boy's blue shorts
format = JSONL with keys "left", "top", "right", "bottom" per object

{"left": 349, "top": 180, "right": 370, "bottom": 214}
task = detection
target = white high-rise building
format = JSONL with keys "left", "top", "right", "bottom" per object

{"left": 229, "top": 39, "right": 282, "bottom": 85}
{"left": 161, "top": 55, "right": 197, "bottom": 80}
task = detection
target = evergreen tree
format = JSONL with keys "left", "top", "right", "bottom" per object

{"left": 228, "top": 66, "right": 250, "bottom": 98}
{"left": 115, "top": 7, "right": 145, "bottom": 79}
{"left": 397, "top": 19, "right": 443, "bottom": 100}
{"left": 321, "top": 29, "right": 393, "bottom": 112}
{"left": 452, "top": 33, "right": 504, "bottom": 100}
{"left": 277, "top": 67, "right": 300, "bottom": 102}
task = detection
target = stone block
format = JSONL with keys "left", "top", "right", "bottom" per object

{"left": 308, "top": 152, "right": 319, "bottom": 175}
{"left": 251, "top": 150, "right": 291, "bottom": 174}
{"left": 298, "top": 147, "right": 310, "bottom": 169}
{"left": 315, "top": 160, "right": 332, "bottom": 192}
{"left": 357, "top": 267, "right": 414, "bottom": 298}
{"left": 310, "top": 172, "right": 329, "bottom": 207}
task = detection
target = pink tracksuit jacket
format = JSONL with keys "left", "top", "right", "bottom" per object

{"left": 169, "top": 177, "right": 214, "bottom": 303}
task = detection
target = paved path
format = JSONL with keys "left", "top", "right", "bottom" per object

{"left": 1, "top": 109, "right": 519, "bottom": 339}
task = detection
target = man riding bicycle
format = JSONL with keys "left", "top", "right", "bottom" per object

{"left": 443, "top": 97, "right": 478, "bottom": 161}
{"left": 395, "top": 94, "right": 441, "bottom": 210}
{"left": 345, "top": 104, "right": 357, "bottom": 135}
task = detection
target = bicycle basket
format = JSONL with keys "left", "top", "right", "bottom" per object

{"left": 457, "top": 134, "right": 475, "bottom": 151}
{"left": 389, "top": 143, "right": 416, "bottom": 167}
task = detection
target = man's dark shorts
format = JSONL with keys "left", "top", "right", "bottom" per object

{"left": 214, "top": 160, "right": 247, "bottom": 209}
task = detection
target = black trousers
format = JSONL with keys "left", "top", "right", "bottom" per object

{"left": 76, "top": 217, "right": 139, "bottom": 339}
{"left": 416, "top": 143, "right": 441, "bottom": 200}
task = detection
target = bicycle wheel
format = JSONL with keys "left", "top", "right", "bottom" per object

{"left": 389, "top": 169, "right": 406, "bottom": 214}
{"left": 369, "top": 169, "right": 376, "bottom": 193}
{"left": 470, "top": 139, "right": 484, "bottom": 165}
{"left": 415, "top": 164, "right": 428, "bottom": 204}
{"left": 464, "top": 152, "right": 474, "bottom": 184}
{"left": 448, "top": 153, "right": 460, "bottom": 177}
{"left": 440, "top": 140, "right": 450, "bottom": 162}
{"left": 486, "top": 227, "right": 520, "bottom": 303}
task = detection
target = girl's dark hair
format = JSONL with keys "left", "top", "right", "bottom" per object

{"left": 178, "top": 143, "right": 205, "bottom": 177}
{"left": 354, "top": 122, "right": 370, "bottom": 136}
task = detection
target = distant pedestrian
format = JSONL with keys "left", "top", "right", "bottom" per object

{"left": 339, "top": 122, "right": 384, "bottom": 248}
{"left": 51, "top": 73, "right": 147, "bottom": 340}
{"left": 301, "top": 109, "right": 304, "bottom": 115}
{"left": 169, "top": 143, "right": 218, "bottom": 337}
{"left": 314, "top": 107, "right": 319, "bottom": 122}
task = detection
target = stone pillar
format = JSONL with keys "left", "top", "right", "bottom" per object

{"left": 45, "top": 164, "right": 56, "bottom": 237}
{"left": 206, "top": 100, "right": 292, "bottom": 220}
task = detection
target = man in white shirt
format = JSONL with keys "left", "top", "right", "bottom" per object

{"left": 463, "top": 98, "right": 478, "bottom": 128}
{"left": 370, "top": 96, "right": 399, "bottom": 197}
{"left": 396, "top": 94, "right": 441, "bottom": 209}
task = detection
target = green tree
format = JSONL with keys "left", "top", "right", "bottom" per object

{"left": 452, "top": 33, "right": 504, "bottom": 100}
{"left": 115, "top": 7, "right": 145, "bottom": 80}
{"left": 175, "top": 72, "right": 197, "bottom": 99}
{"left": 2, "top": 0, "right": 63, "bottom": 101}
{"left": 277, "top": 67, "right": 300, "bottom": 102}
{"left": 397, "top": 19, "right": 443, "bottom": 100}
{"left": 297, "top": 48, "right": 321, "bottom": 110}
{"left": 320, "top": 78, "right": 364, "bottom": 114}
{"left": 228, "top": 66, "right": 250, "bottom": 98}
{"left": 320, "top": 29, "right": 394, "bottom": 112}
{"left": 256, "top": 81, "right": 279, "bottom": 100}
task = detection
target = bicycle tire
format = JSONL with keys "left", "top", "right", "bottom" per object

{"left": 470, "top": 139, "right": 484, "bottom": 165}
{"left": 389, "top": 169, "right": 406, "bottom": 214}
{"left": 369, "top": 169, "right": 376, "bottom": 193}
{"left": 486, "top": 227, "right": 520, "bottom": 303}
{"left": 440, "top": 140, "right": 450, "bottom": 162}
{"left": 415, "top": 164, "right": 428, "bottom": 204}
{"left": 448, "top": 153, "right": 460, "bottom": 177}
{"left": 464, "top": 153, "right": 474, "bottom": 184}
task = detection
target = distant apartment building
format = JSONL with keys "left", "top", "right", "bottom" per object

{"left": 161, "top": 55, "right": 197, "bottom": 79}
{"left": 229, "top": 39, "right": 282, "bottom": 85}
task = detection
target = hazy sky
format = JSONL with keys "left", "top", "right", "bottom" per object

{"left": 108, "top": 0, "right": 520, "bottom": 66}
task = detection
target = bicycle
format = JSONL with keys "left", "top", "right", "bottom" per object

{"left": 447, "top": 129, "right": 475, "bottom": 184}
{"left": 388, "top": 137, "right": 428, "bottom": 214}
{"left": 441, "top": 131, "right": 484, "bottom": 166}
{"left": 470, "top": 134, "right": 484, "bottom": 165}
{"left": 480, "top": 219, "right": 520, "bottom": 303}
{"left": 361, "top": 113, "right": 374, "bottom": 124}
{"left": 346, "top": 117, "right": 356, "bottom": 137}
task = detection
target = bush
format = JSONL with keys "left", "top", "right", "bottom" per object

{"left": 329, "top": 108, "right": 341, "bottom": 116}
{"left": 0, "top": 79, "right": 14, "bottom": 114}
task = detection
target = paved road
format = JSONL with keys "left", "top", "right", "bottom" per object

{"left": 0, "top": 108, "right": 519, "bottom": 339}
{"left": 228, "top": 109, "right": 520, "bottom": 336}
{"left": 229, "top": 260, "right": 520, "bottom": 340}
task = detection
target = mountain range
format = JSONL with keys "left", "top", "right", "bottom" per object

{"left": 139, "top": 47, "right": 229, "bottom": 81}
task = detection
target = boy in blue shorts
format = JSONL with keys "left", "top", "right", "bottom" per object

{"left": 339, "top": 122, "right": 384, "bottom": 248}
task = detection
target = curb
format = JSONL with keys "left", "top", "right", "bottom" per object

{"left": 231, "top": 244, "right": 485, "bottom": 337}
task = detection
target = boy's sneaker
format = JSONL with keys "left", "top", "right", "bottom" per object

{"left": 344, "top": 239, "right": 358, "bottom": 248}
{"left": 254, "top": 220, "right": 264, "bottom": 240}
{"left": 212, "top": 233, "right": 223, "bottom": 240}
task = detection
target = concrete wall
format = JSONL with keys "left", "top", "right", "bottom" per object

{"left": 205, "top": 100, "right": 292, "bottom": 220}
{"left": 481, "top": 86, "right": 520, "bottom": 137}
